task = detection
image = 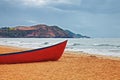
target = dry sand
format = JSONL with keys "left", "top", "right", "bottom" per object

{"left": 0, "top": 46, "right": 120, "bottom": 80}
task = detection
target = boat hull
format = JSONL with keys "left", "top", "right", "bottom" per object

{"left": 0, "top": 40, "right": 67, "bottom": 64}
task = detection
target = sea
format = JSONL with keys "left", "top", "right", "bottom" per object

{"left": 0, "top": 38, "right": 120, "bottom": 57}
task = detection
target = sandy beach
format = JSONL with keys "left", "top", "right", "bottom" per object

{"left": 0, "top": 46, "right": 120, "bottom": 80}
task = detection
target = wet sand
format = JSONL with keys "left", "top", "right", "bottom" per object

{"left": 0, "top": 46, "right": 120, "bottom": 80}
{"left": 0, "top": 45, "right": 27, "bottom": 54}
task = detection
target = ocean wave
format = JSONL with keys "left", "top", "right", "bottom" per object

{"left": 43, "top": 42, "right": 49, "bottom": 45}
{"left": 108, "top": 49, "right": 120, "bottom": 53}
{"left": 72, "top": 43, "right": 81, "bottom": 46}
{"left": 116, "top": 46, "right": 120, "bottom": 48}
{"left": 0, "top": 38, "right": 120, "bottom": 57}
{"left": 77, "top": 49, "right": 120, "bottom": 57}
{"left": 93, "top": 44, "right": 118, "bottom": 47}
{"left": 94, "top": 44, "right": 113, "bottom": 46}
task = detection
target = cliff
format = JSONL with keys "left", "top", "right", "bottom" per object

{"left": 0, "top": 24, "right": 90, "bottom": 38}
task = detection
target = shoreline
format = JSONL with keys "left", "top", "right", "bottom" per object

{"left": 0, "top": 45, "right": 120, "bottom": 80}
{"left": 0, "top": 45, "right": 120, "bottom": 60}
{"left": 0, "top": 45, "right": 30, "bottom": 54}
{"left": 65, "top": 51, "right": 120, "bottom": 61}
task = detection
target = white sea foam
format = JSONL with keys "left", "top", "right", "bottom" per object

{"left": 0, "top": 38, "right": 120, "bottom": 57}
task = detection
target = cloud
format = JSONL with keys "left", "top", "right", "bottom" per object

{"left": 26, "top": 20, "right": 39, "bottom": 24}
{"left": 80, "top": 0, "right": 120, "bottom": 13}
{"left": 4, "top": 0, "right": 74, "bottom": 7}
{"left": 3, "top": 0, "right": 48, "bottom": 7}
{"left": 21, "top": 0, "right": 49, "bottom": 7}
{"left": 3, "top": 0, "right": 120, "bottom": 13}
{"left": 0, "top": 0, "right": 120, "bottom": 37}
{"left": 52, "top": 0, "right": 120, "bottom": 13}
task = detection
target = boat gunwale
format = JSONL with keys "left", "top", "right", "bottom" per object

{"left": 0, "top": 40, "right": 67, "bottom": 56}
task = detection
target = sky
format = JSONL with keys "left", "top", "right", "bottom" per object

{"left": 0, "top": 0, "right": 120, "bottom": 38}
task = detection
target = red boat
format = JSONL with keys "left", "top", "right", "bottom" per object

{"left": 0, "top": 40, "right": 67, "bottom": 64}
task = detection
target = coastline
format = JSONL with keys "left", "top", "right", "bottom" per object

{"left": 0, "top": 45, "right": 120, "bottom": 80}
{"left": 0, "top": 45, "right": 120, "bottom": 60}
{"left": 65, "top": 51, "right": 120, "bottom": 61}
